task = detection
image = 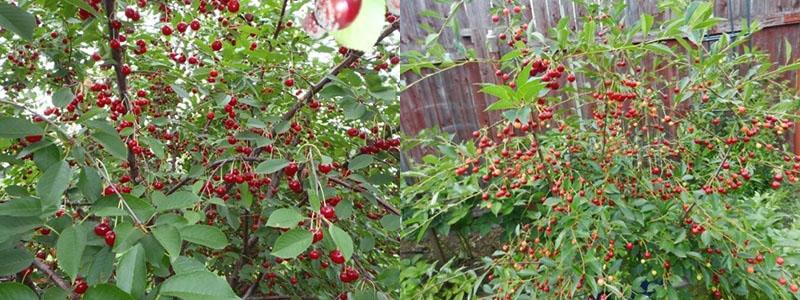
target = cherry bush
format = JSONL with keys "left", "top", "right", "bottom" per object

{"left": 0, "top": 0, "right": 399, "bottom": 299}
{"left": 402, "top": 1, "right": 800, "bottom": 299}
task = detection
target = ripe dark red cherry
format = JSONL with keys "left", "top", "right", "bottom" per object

{"left": 284, "top": 78, "right": 295, "bottom": 87}
{"left": 190, "top": 19, "right": 201, "bottom": 31}
{"left": 211, "top": 40, "right": 222, "bottom": 51}
{"left": 105, "top": 231, "right": 116, "bottom": 247}
{"left": 312, "top": 230, "right": 323, "bottom": 243}
{"left": 329, "top": 249, "right": 345, "bottom": 264}
{"left": 161, "top": 25, "right": 173, "bottom": 36}
{"left": 315, "top": 0, "right": 362, "bottom": 31}
{"left": 94, "top": 223, "right": 110, "bottom": 236}
{"left": 309, "top": 250, "right": 320, "bottom": 260}
{"left": 228, "top": 0, "right": 240, "bottom": 13}
{"left": 284, "top": 162, "right": 299, "bottom": 177}
{"left": 318, "top": 163, "right": 332, "bottom": 174}
{"left": 320, "top": 205, "right": 336, "bottom": 219}
{"left": 74, "top": 279, "right": 88, "bottom": 294}
{"left": 288, "top": 180, "right": 302, "bottom": 193}
{"left": 25, "top": 135, "right": 43, "bottom": 143}
{"left": 339, "top": 266, "right": 359, "bottom": 283}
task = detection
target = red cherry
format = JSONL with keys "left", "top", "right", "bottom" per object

{"left": 318, "top": 163, "right": 332, "bottom": 174}
{"left": 94, "top": 223, "right": 110, "bottom": 236}
{"left": 190, "top": 20, "right": 201, "bottom": 31}
{"left": 346, "top": 128, "right": 359, "bottom": 137}
{"left": 104, "top": 231, "right": 116, "bottom": 247}
{"left": 315, "top": 0, "right": 362, "bottom": 31}
{"left": 211, "top": 40, "right": 222, "bottom": 51}
{"left": 207, "top": 111, "right": 215, "bottom": 120}
{"left": 227, "top": 0, "right": 240, "bottom": 13}
{"left": 284, "top": 162, "right": 299, "bottom": 177}
{"left": 329, "top": 249, "right": 345, "bottom": 264}
{"left": 491, "top": 15, "right": 499, "bottom": 23}
{"left": 161, "top": 25, "right": 173, "bottom": 36}
{"left": 176, "top": 22, "right": 188, "bottom": 33}
{"left": 284, "top": 78, "right": 295, "bottom": 87}
{"left": 776, "top": 256, "right": 784, "bottom": 266}
{"left": 339, "top": 266, "right": 359, "bottom": 283}
{"left": 288, "top": 180, "right": 302, "bottom": 193}
{"left": 320, "top": 205, "right": 336, "bottom": 219}
{"left": 25, "top": 135, "right": 43, "bottom": 143}
{"left": 74, "top": 280, "right": 88, "bottom": 294}
{"left": 39, "top": 227, "right": 51, "bottom": 235}
{"left": 309, "top": 250, "right": 320, "bottom": 260}
{"left": 312, "top": 230, "right": 323, "bottom": 243}
{"left": 625, "top": 242, "right": 633, "bottom": 251}
{"left": 110, "top": 39, "right": 121, "bottom": 50}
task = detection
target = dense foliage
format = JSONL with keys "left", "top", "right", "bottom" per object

{"left": 402, "top": 1, "right": 800, "bottom": 299}
{"left": 0, "top": 0, "right": 399, "bottom": 299}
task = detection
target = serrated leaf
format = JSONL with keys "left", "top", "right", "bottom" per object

{"left": 56, "top": 225, "right": 86, "bottom": 281}
{"left": 0, "top": 197, "right": 41, "bottom": 217}
{"left": 116, "top": 244, "right": 146, "bottom": 298}
{"left": 84, "top": 284, "right": 135, "bottom": 300}
{"left": 0, "top": 247, "right": 33, "bottom": 276}
{"left": 37, "top": 160, "right": 71, "bottom": 210}
{"left": 153, "top": 224, "right": 182, "bottom": 259}
{"left": 159, "top": 271, "right": 240, "bottom": 300}
{"left": 0, "top": 283, "right": 37, "bottom": 300}
{"left": 52, "top": 87, "right": 73, "bottom": 108}
{"left": 180, "top": 224, "right": 228, "bottom": 249}
{"left": 155, "top": 190, "right": 200, "bottom": 212}
{"left": 79, "top": 167, "right": 102, "bottom": 203}
{"left": 254, "top": 159, "right": 289, "bottom": 174}
{"left": 265, "top": 208, "right": 304, "bottom": 229}
{"left": 0, "top": 117, "right": 43, "bottom": 138}
{"left": 271, "top": 228, "right": 312, "bottom": 259}
{"left": 0, "top": 3, "right": 35, "bottom": 41}
{"left": 349, "top": 155, "right": 373, "bottom": 170}
{"left": 91, "top": 131, "right": 128, "bottom": 161}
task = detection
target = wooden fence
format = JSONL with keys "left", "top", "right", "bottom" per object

{"left": 401, "top": 0, "right": 800, "bottom": 159}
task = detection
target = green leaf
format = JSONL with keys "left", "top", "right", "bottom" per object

{"left": 479, "top": 84, "right": 514, "bottom": 100}
{"left": 78, "top": 167, "right": 102, "bottom": 203}
{"left": 349, "top": 155, "right": 374, "bottom": 170}
{"left": 254, "top": 159, "right": 289, "bottom": 174}
{"left": 329, "top": 224, "right": 354, "bottom": 262}
{"left": 0, "top": 117, "right": 43, "bottom": 138}
{"left": 0, "top": 197, "right": 41, "bottom": 217}
{"left": 0, "top": 282, "right": 37, "bottom": 300}
{"left": 116, "top": 244, "right": 146, "bottom": 298}
{"left": 0, "top": 3, "right": 36, "bottom": 41}
{"left": 171, "top": 256, "right": 207, "bottom": 274}
{"left": 641, "top": 14, "right": 654, "bottom": 37}
{"left": 85, "top": 247, "right": 114, "bottom": 285}
{"left": 91, "top": 131, "right": 128, "bottom": 161}
{"left": 265, "top": 208, "right": 304, "bottom": 229}
{"left": 56, "top": 225, "right": 87, "bottom": 281}
{"left": 0, "top": 247, "right": 33, "bottom": 276}
{"left": 52, "top": 87, "right": 73, "bottom": 108}
{"left": 155, "top": 190, "right": 200, "bottom": 212}
{"left": 153, "top": 224, "right": 182, "bottom": 259}
{"left": 271, "top": 228, "right": 313, "bottom": 259}
{"left": 159, "top": 271, "right": 240, "bottom": 300}
{"left": 380, "top": 215, "right": 401, "bottom": 231}
{"left": 180, "top": 224, "right": 228, "bottom": 249}
{"left": 37, "top": 160, "right": 72, "bottom": 210}
{"left": 84, "top": 284, "right": 135, "bottom": 300}
{"left": 41, "top": 287, "right": 69, "bottom": 300}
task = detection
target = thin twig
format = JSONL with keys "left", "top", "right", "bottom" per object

{"left": 31, "top": 258, "right": 79, "bottom": 300}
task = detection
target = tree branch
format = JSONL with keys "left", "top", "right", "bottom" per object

{"left": 327, "top": 176, "right": 400, "bottom": 215}
{"left": 31, "top": 258, "right": 78, "bottom": 300}
{"left": 102, "top": 0, "right": 140, "bottom": 184}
